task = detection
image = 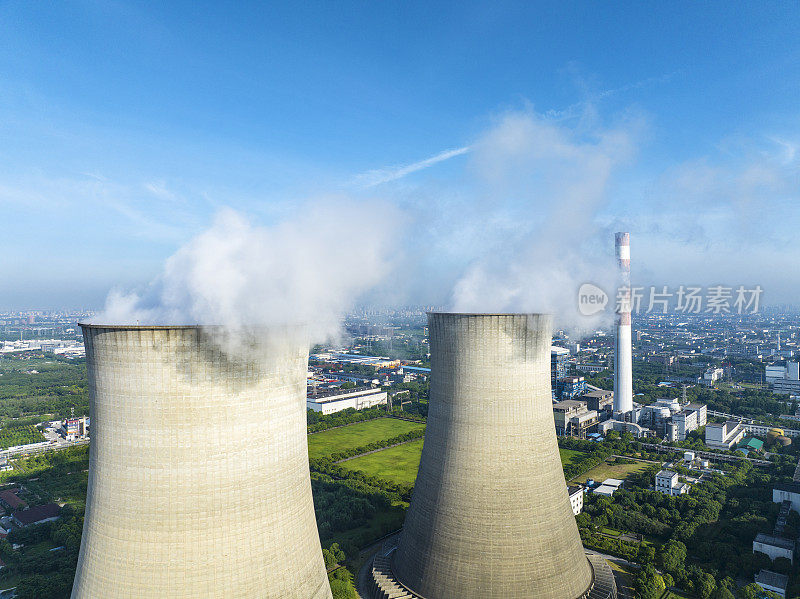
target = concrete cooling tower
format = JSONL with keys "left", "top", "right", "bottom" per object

{"left": 367, "top": 313, "right": 616, "bottom": 599}
{"left": 72, "top": 325, "right": 332, "bottom": 599}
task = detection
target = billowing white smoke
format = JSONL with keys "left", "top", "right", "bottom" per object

{"left": 449, "top": 109, "right": 641, "bottom": 333}
{"left": 96, "top": 200, "right": 399, "bottom": 343}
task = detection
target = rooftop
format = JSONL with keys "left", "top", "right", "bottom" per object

{"left": 13, "top": 503, "right": 60, "bottom": 526}
{"left": 755, "top": 569, "right": 789, "bottom": 590}
{"left": 754, "top": 533, "right": 796, "bottom": 551}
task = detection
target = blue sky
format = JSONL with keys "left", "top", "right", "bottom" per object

{"left": 2, "top": 1, "right": 800, "bottom": 310}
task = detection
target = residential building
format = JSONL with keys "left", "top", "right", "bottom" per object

{"left": 568, "top": 485, "right": 583, "bottom": 515}
{"left": 655, "top": 470, "right": 689, "bottom": 496}
{"left": 556, "top": 375, "right": 586, "bottom": 400}
{"left": 705, "top": 421, "right": 747, "bottom": 450}
{"left": 551, "top": 347, "right": 570, "bottom": 388}
{"left": 702, "top": 367, "right": 724, "bottom": 386}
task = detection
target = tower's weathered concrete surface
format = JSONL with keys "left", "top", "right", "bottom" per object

{"left": 72, "top": 325, "right": 332, "bottom": 599}
{"left": 391, "top": 313, "right": 595, "bottom": 599}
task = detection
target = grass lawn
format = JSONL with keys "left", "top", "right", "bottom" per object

{"left": 570, "top": 459, "right": 652, "bottom": 484}
{"left": 340, "top": 438, "right": 425, "bottom": 486}
{"left": 559, "top": 448, "right": 585, "bottom": 466}
{"left": 307, "top": 418, "right": 425, "bottom": 460}
{"left": 337, "top": 440, "right": 589, "bottom": 487}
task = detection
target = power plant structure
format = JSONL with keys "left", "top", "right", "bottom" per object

{"left": 367, "top": 313, "right": 617, "bottom": 599}
{"left": 72, "top": 325, "right": 332, "bottom": 599}
{"left": 613, "top": 232, "right": 634, "bottom": 419}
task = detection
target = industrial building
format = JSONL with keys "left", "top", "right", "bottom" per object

{"left": 705, "top": 421, "right": 747, "bottom": 450}
{"left": 367, "top": 313, "right": 616, "bottom": 599}
{"left": 72, "top": 325, "right": 332, "bottom": 599}
{"left": 306, "top": 386, "right": 387, "bottom": 414}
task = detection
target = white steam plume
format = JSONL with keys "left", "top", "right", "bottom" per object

{"left": 95, "top": 200, "right": 399, "bottom": 343}
{"left": 449, "top": 109, "right": 641, "bottom": 333}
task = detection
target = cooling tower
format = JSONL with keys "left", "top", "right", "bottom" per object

{"left": 368, "top": 313, "right": 616, "bottom": 599}
{"left": 614, "top": 232, "right": 634, "bottom": 416}
{"left": 72, "top": 325, "right": 332, "bottom": 599}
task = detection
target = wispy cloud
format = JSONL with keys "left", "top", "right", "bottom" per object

{"left": 354, "top": 146, "right": 471, "bottom": 188}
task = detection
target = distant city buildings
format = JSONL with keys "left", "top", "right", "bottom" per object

{"left": 766, "top": 361, "right": 800, "bottom": 395}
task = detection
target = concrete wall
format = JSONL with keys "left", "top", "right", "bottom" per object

{"left": 392, "top": 313, "right": 594, "bottom": 599}
{"left": 72, "top": 325, "right": 331, "bottom": 599}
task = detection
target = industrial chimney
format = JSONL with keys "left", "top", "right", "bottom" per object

{"left": 367, "top": 313, "right": 617, "bottom": 599}
{"left": 613, "top": 232, "right": 634, "bottom": 417}
{"left": 72, "top": 325, "right": 332, "bottom": 599}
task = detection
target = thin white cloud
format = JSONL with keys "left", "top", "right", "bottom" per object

{"left": 354, "top": 146, "right": 471, "bottom": 188}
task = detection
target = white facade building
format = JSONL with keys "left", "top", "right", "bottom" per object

{"left": 568, "top": 486, "right": 583, "bottom": 515}
{"left": 655, "top": 470, "right": 689, "bottom": 496}
{"left": 306, "top": 387, "right": 388, "bottom": 414}
{"left": 705, "top": 421, "right": 747, "bottom": 450}
{"left": 753, "top": 533, "right": 795, "bottom": 564}
{"left": 703, "top": 368, "right": 724, "bottom": 386}
{"left": 766, "top": 362, "right": 800, "bottom": 395}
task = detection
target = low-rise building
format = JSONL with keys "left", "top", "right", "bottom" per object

{"left": 306, "top": 387, "right": 388, "bottom": 415}
{"left": 755, "top": 569, "right": 789, "bottom": 598}
{"left": 702, "top": 367, "right": 724, "bottom": 386}
{"left": 753, "top": 533, "right": 795, "bottom": 564}
{"left": 774, "top": 482, "right": 800, "bottom": 514}
{"left": 705, "top": 421, "right": 747, "bottom": 450}
{"left": 0, "top": 489, "right": 26, "bottom": 512}
{"left": 12, "top": 503, "right": 60, "bottom": 528}
{"left": 593, "top": 484, "right": 617, "bottom": 498}
{"left": 568, "top": 485, "right": 583, "bottom": 515}
{"left": 655, "top": 470, "right": 690, "bottom": 496}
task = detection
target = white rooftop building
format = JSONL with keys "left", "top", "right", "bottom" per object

{"left": 705, "top": 421, "right": 747, "bottom": 450}
{"left": 306, "top": 387, "right": 388, "bottom": 415}
{"left": 655, "top": 470, "right": 689, "bottom": 496}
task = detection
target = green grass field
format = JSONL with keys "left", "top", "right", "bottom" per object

{"left": 570, "top": 459, "right": 652, "bottom": 484}
{"left": 559, "top": 448, "right": 585, "bottom": 466}
{"left": 307, "top": 418, "right": 425, "bottom": 459}
{"left": 340, "top": 438, "right": 425, "bottom": 486}
{"left": 339, "top": 441, "right": 588, "bottom": 487}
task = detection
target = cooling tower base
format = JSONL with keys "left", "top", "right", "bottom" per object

{"left": 366, "top": 544, "right": 617, "bottom": 599}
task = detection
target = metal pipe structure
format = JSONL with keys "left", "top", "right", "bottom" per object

{"left": 614, "top": 232, "right": 634, "bottom": 416}
{"left": 72, "top": 325, "right": 332, "bottom": 599}
{"left": 368, "top": 313, "right": 615, "bottom": 599}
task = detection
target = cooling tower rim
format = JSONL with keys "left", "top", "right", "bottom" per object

{"left": 79, "top": 322, "right": 214, "bottom": 330}
{"left": 426, "top": 311, "right": 554, "bottom": 317}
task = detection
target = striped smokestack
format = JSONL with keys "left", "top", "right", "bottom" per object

{"left": 614, "top": 232, "right": 633, "bottom": 416}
